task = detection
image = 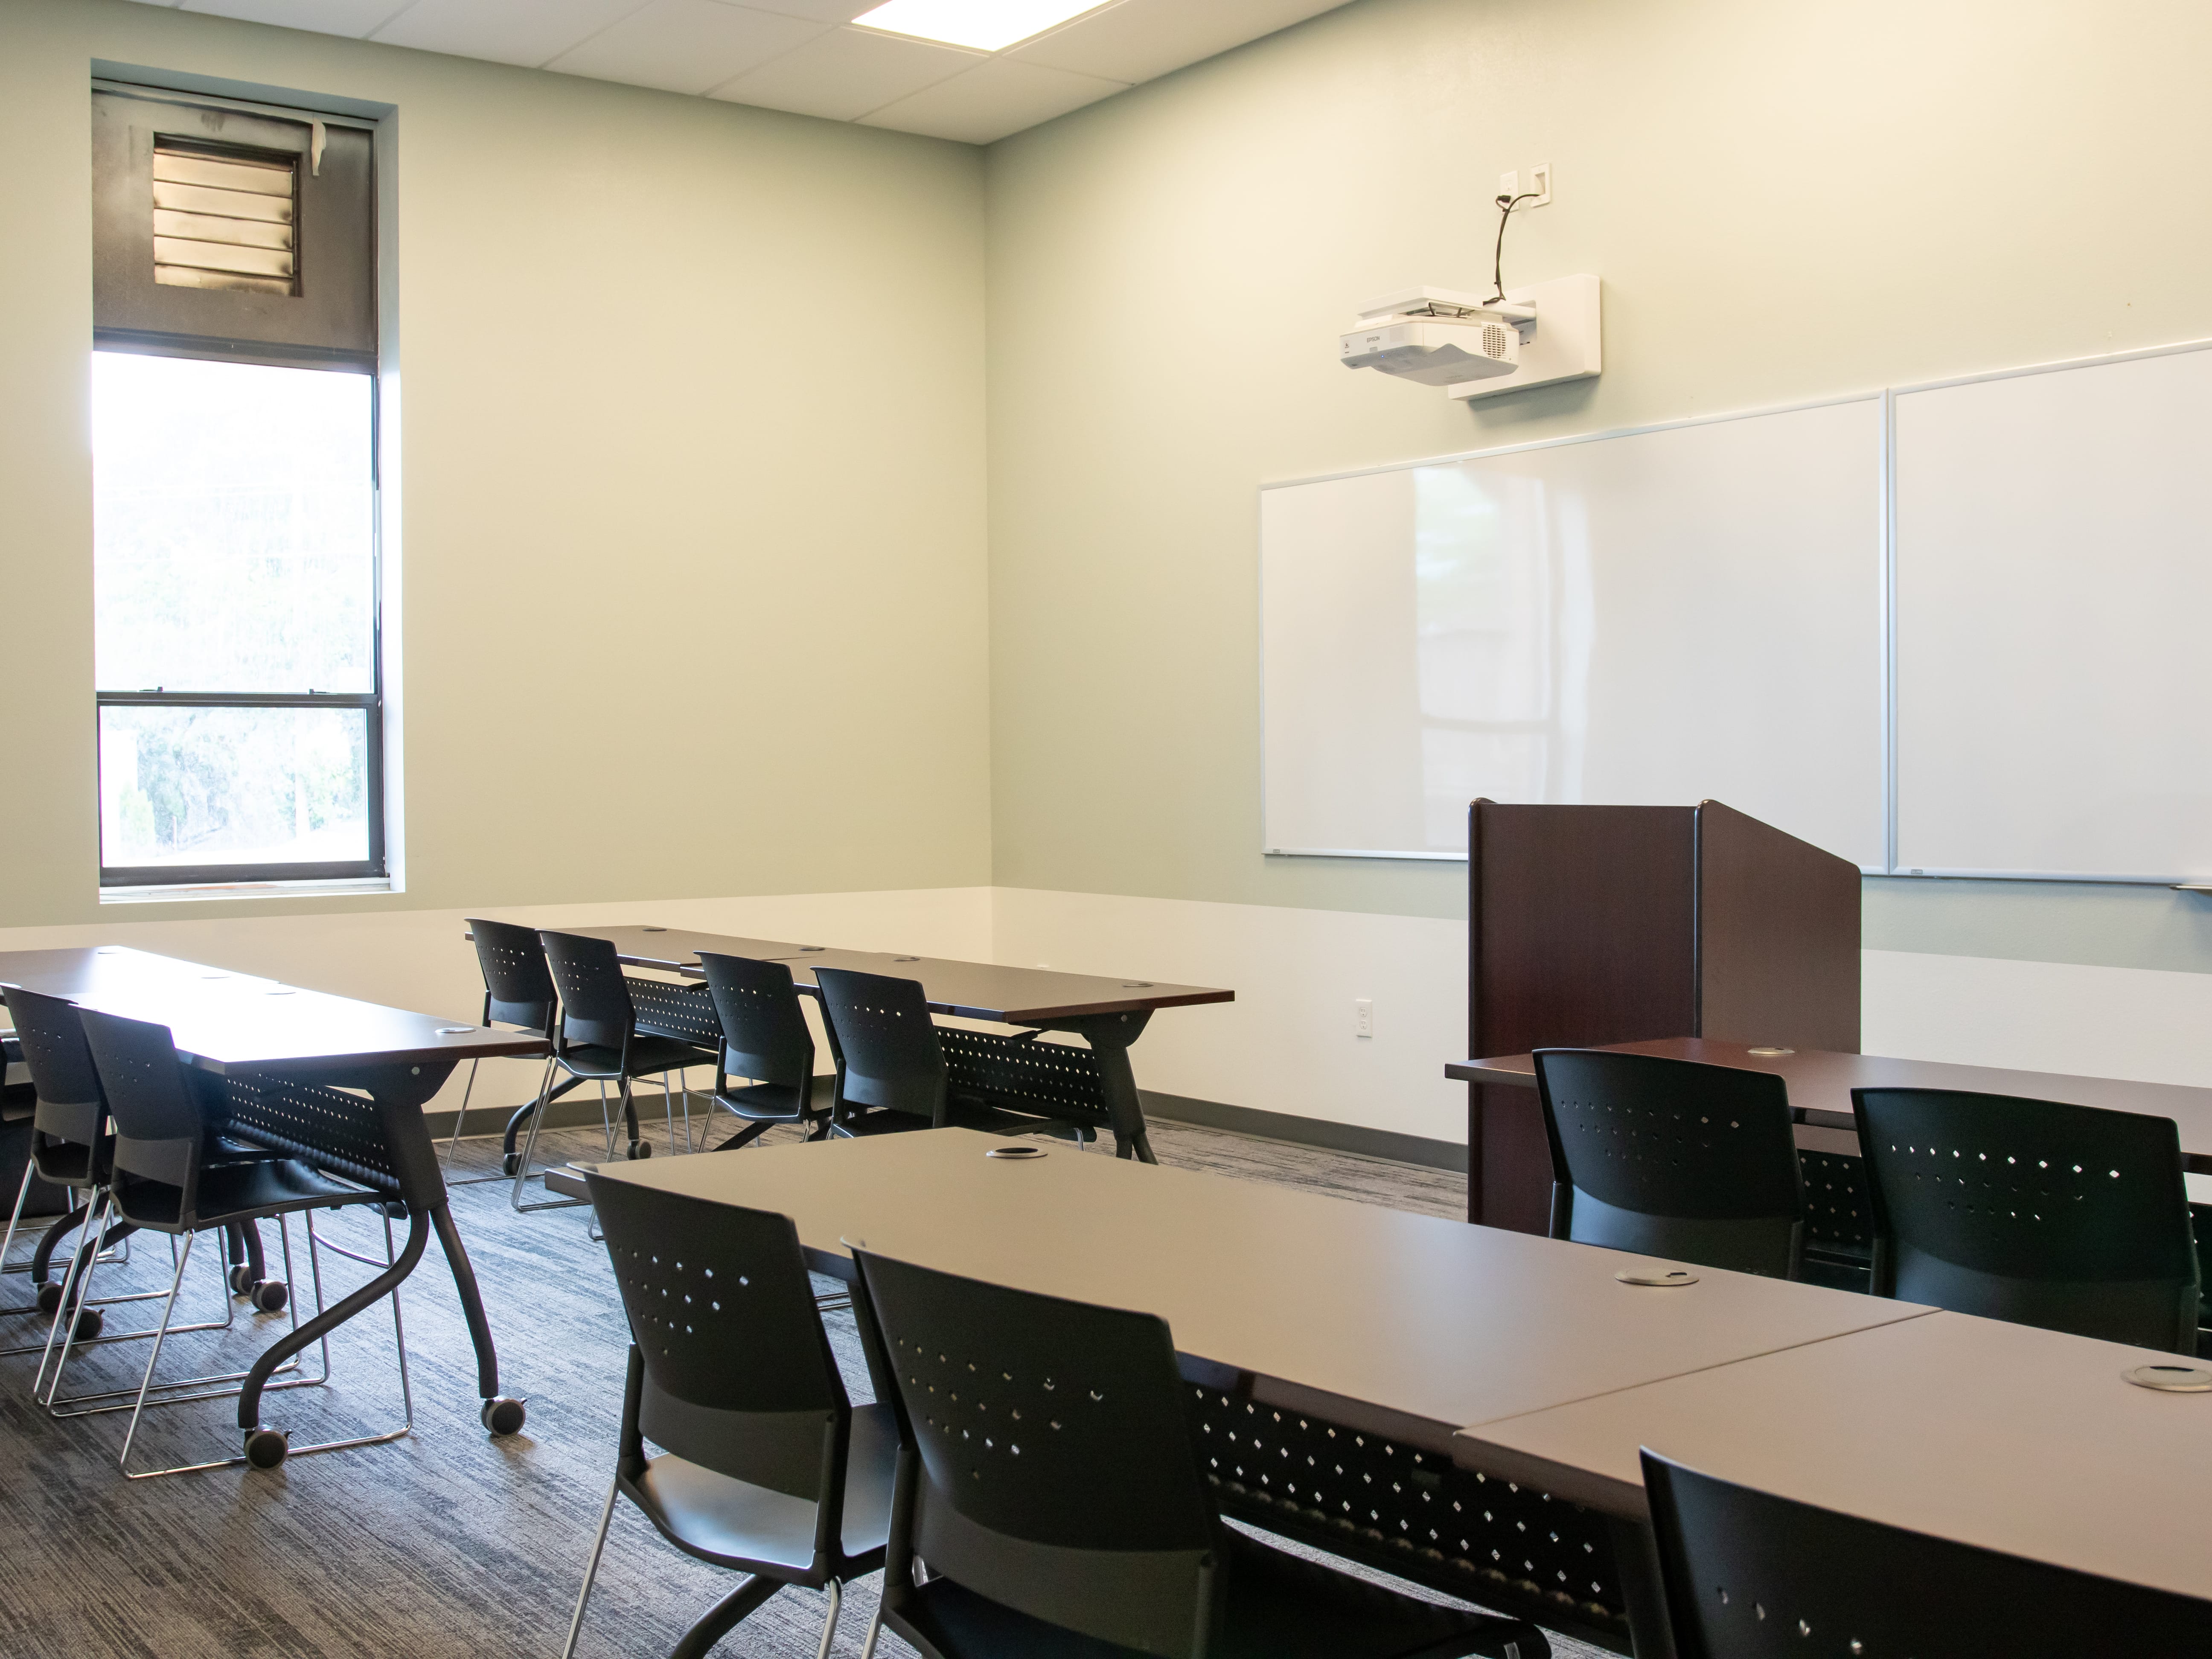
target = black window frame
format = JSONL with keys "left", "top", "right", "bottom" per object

{"left": 91, "top": 84, "right": 386, "bottom": 891}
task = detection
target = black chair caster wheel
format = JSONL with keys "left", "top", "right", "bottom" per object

{"left": 244, "top": 1428, "right": 289, "bottom": 1469}
{"left": 73, "top": 1306, "right": 104, "bottom": 1342}
{"left": 481, "top": 1396, "right": 527, "bottom": 1436}
{"left": 228, "top": 1264, "right": 257, "bottom": 1296}
{"left": 625, "top": 1140, "right": 652, "bottom": 1161}
{"left": 249, "top": 1279, "right": 289, "bottom": 1314}
{"left": 35, "top": 1282, "right": 63, "bottom": 1316}
{"left": 501, "top": 1153, "right": 520, "bottom": 1178}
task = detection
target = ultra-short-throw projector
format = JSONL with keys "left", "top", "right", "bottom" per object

{"left": 1339, "top": 286, "right": 1534, "bottom": 385}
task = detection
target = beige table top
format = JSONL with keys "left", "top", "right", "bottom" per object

{"left": 0, "top": 946, "right": 544, "bottom": 1075}
{"left": 1454, "top": 1310, "right": 2212, "bottom": 1601}
{"left": 588, "top": 1128, "right": 1930, "bottom": 1453}
{"left": 1450, "top": 1036, "right": 2212, "bottom": 1171}
{"left": 490, "top": 924, "right": 1233, "bottom": 1025}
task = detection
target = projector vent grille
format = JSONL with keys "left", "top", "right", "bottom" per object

{"left": 1482, "top": 324, "right": 1511, "bottom": 359}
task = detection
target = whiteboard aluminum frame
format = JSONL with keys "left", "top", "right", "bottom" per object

{"left": 1888, "top": 333, "right": 2212, "bottom": 886}
{"left": 1258, "top": 389, "right": 1892, "bottom": 866}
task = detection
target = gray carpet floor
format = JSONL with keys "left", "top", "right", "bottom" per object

{"left": 0, "top": 1112, "right": 1606, "bottom": 1658}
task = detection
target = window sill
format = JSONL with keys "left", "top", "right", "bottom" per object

{"left": 99, "top": 877, "right": 396, "bottom": 906}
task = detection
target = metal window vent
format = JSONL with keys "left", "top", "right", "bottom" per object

{"left": 151, "top": 143, "right": 297, "bottom": 296}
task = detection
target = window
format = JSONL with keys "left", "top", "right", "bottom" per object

{"left": 91, "top": 86, "right": 382, "bottom": 888}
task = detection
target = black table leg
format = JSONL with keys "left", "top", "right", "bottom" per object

{"left": 1045, "top": 1011, "right": 1157, "bottom": 1163}
{"left": 430, "top": 1200, "right": 506, "bottom": 1407}
{"left": 225, "top": 1059, "right": 527, "bottom": 1439}
{"left": 500, "top": 1073, "right": 585, "bottom": 1167}
{"left": 238, "top": 1207, "right": 428, "bottom": 1433}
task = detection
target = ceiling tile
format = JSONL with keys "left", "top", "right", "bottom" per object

{"left": 712, "top": 26, "right": 976, "bottom": 122}
{"left": 370, "top": 0, "right": 656, "bottom": 68}
{"left": 178, "top": 0, "right": 413, "bottom": 35}
{"left": 859, "top": 54, "right": 1124, "bottom": 144}
{"left": 546, "top": 0, "right": 825, "bottom": 95}
{"left": 739, "top": 0, "right": 882, "bottom": 19}
{"left": 1013, "top": 0, "right": 1351, "bottom": 85}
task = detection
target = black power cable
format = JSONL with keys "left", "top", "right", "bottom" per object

{"left": 1488, "top": 191, "right": 1541, "bottom": 305}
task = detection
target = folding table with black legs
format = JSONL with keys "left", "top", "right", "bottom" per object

{"left": 0, "top": 946, "right": 544, "bottom": 1457}
{"left": 468, "top": 924, "right": 1234, "bottom": 1164}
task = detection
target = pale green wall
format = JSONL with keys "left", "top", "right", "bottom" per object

{"left": 0, "top": 0, "right": 991, "bottom": 928}
{"left": 981, "top": 0, "right": 2212, "bottom": 973}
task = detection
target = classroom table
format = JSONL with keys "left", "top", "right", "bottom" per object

{"left": 586, "top": 1127, "right": 1931, "bottom": 1651}
{"left": 0, "top": 946, "right": 542, "bottom": 1441}
{"left": 1452, "top": 1310, "right": 2212, "bottom": 1606}
{"left": 1451, "top": 1036, "right": 2212, "bottom": 1269}
{"left": 486, "top": 923, "right": 1234, "bottom": 1162}
{"left": 1448, "top": 1037, "right": 2212, "bottom": 1171}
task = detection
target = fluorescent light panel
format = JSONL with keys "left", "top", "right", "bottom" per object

{"left": 850, "top": 0, "right": 1104, "bottom": 53}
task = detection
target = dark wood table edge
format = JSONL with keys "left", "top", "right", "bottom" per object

{"left": 188, "top": 1033, "right": 551, "bottom": 1077}
{"left": 1445, "top": 1054, "right": 2212, "bottom": 1174}
{"left": 661, "top": 963, "right": 1236, "bottom": 1025}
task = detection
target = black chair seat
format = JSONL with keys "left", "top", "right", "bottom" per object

{"left": 713, "top": 1080, "right": 811, "bottom": 1123}
{"left": 629, "top": 1403, "right": 897, "bottom": 1578}
{"left": 116, "top": 1156, "right": 374, "bottom": 1232}
{"left": 898, "top": 1525, "right": 1530, "bottom": 1659}
{"left": 552, "top": 1035, "right": 708, "bottom": 1081}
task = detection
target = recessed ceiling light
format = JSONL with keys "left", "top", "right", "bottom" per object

{"left": 850, "top": 0, "right": 1106, "bottom": 54}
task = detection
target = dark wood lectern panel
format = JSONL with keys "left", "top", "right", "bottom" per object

{"left": 1470, "top": 805, "right": 1698, "bottom": 1234}
{"left": 1466, "top": 800, "right": 1860, "bottom": 1232}
{"left": 1696, "top": 801, "right": 1860, "bottom": 1052}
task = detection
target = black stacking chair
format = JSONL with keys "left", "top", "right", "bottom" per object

{"left": 445, "top": 918, "right": 568, "bottom": 1184}
{"left": 62, "top": 1007, "right": 409, "bottom": 1476}
{"left": 696, "top": 952, "right": 830, "bottom": 1150}
{"left": 565, "top": 1176, "right": 895, "bottom": 1659}
{"left": 815, "top": 967, "right": 1094, "bottom": 1147}
{"left": 1, "top": 984, "right": 122, "bottom": 1347}
{"left": 514, "top": 931, "right": 716, "bottom": 1213}
{"left": 1641, "top": 1448, "right": 2212, "bottom": 1656}
{"left": 850, "top": 1247, "right": 1545, "bottom": 1659}
{"left": 1853, "top": 1087, "right": 2201, "bottom": 1352}
{"left": 2, "top": 985, "right": 279, "bottom": 1379}
{"left": 1533, "top": 1050, "right": 1805, "bottom": 1279}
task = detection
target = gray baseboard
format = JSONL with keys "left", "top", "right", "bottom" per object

{"left": 1139, "top": 1090, "right": 1469, "bottom": 1173}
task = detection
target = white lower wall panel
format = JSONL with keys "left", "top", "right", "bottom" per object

{"left": 9, "top": 886, "right": 2210, "bottom": 1140}
{"left": 991, "top": 887, "right": 1468, "bottom": 1146}
{"left": 0, "top": 888, "right": 995, "bottom": 1114}
{"left": 1862, "top": 947, "right": 2212, "bottom": 1088}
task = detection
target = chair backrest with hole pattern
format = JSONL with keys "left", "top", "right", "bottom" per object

{"left": 1642, "top": 1449, "right": 2212, "bottom": 1657}
{"left": 696, "top": 952, "right": 813, "bottom": 1094}
{"left": 465, "top": 918, "right": 557, "bottom": 1034}
{"left": 814, "top": 967, "right": 944, "bottom": 1123}
{"left": 2, "top": 984, "right": 108, "bottom": 1162}
{"left": 855, "top": 1247, "right": 1220, "bottom": 1658}
{"left": 1535, "top": 1049, "right": 1805, "bottom": 1278}
{"left": 1854, "top": 1087, "right": 2200, "bottom": 1353}
{"left": 588, "top": 1176, "right": 849, "bottom": 1506}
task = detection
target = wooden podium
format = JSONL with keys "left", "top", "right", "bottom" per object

{"left": 1466, "top": 800, "right": 1860, "bottom": 1231}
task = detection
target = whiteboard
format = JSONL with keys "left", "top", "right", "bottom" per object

{"left": 1260, "top": 399, "right": 1888, "bottom": 867}
{"left": 1894, "top": 344, "right": 2212, "bottom": 881}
